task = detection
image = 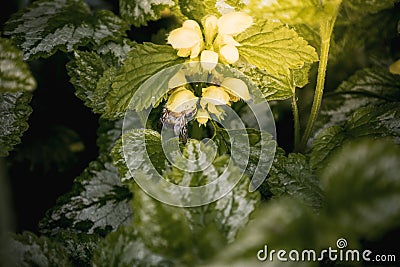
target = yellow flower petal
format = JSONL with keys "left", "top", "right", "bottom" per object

{"left": 207, "top": 103, "right": 224, "bottom": 118}
{"left": 182, "top": 20, "right": 202, "bottom": 36}
{"left": 168, "top": 27, "right": 201, "bottom": 49}
{"left": 196, "top": 109, "right": 210, "bottom": 125}
{"left": 202, "top": 15, "right": 218, "bottom": 45}
{"left": 177, "top": 48, "right": 191, "bottom": 57}
{"left": 167, "top": 88, "right": 198, "bottom": 113}
{"left": 200, "top": 50, "right": 219, "bottom": 71}
{"left": 389, "top": 59, "right": 400, "bottom": 75}
{"left": 202, "top": 86, "right": 231, "bottom": 105}
{"left": 221, "top": 77, "right": 250, "bottom": 101}
{"left": 168, "top": 71, "right": 187, "bottom": 89}
{"left": 218, "top": 12, "right": 253, "bottom": 36}
{"left": 190, "top": 41, "right": 202, "bottom": 58}
{"left": 219, "top": 44, "right": 239, "bottom": 64}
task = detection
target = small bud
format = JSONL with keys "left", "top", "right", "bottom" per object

{"left": 196, "top": 109, "right": 210, "bottom": 125}
{"left": 200, "top": 50, "right": 219, "bottom": 71}
{"left": 219, "top": 44, "right": 239, "bottom": 64}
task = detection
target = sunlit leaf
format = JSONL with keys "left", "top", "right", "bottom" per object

{"left": 236, "top": 20, "right": 318, "bottom": 76}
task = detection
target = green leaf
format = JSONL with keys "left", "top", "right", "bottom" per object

{"left": 212, "top": 128, "right": 276, "bottom": 180}
{"left": 236, "top": 20, "right": 318, "bottom": 76}
{"left": 130, "top": 184, "right": 194, "bottom": 261}
{"left": 205, "top": 198, "right": 318, "bottom": 267}
{"left": 53, "top": 232, "right": 100, "bottom": 267}
{"left": 111, "top": 129, "right": 167, "bottom": 182}
{"left": 317, "top": 68, "right": 400, "bottom": 132}
{"left": 97, "top": 118, "right": 123, "bottom": 155}
{"left": 247, "top": 0, "right": 324, "bottom": 26}
{"left": 39, "top": 155, "right": 133, "bottom": 236}
{"left": 178, "top": 0, "right": 219, "bottom": 22}
{"left": 105, "top": 43, "right": 184, "bottom": 119}
{"left": 0, "top": 91, "right": 32, "bottom": 157}
{"left": 92, "top": 225, "right": 177, "bottom": 267}
{"left": 321, "top": 139, "right": 400, "bottom": 239}
{"left": 120, "top": 0, "right": 176, "bottom": 27}
{"left": 236, "top": 62, "right": 311, "bottom": 101}
{"left": 67, "top": 40, "right": 134, "bottom": 114}
{"left": 161, "top": 142, "right": 260, "bottom": 243}
{"left": 207, "top": 140, "right": 400, "bottom": 266}
{"left": 110, "top": 134, "right": 260, "bottom": 263}
{"left": 1, "top": 232, "right": 71, "bottom": 267}
{"left": 267, "top": 148, "right": 324, "bottom": 210}
{"left": 0, "top": 38, "right": 36, "bottom": 93}
{"left": 4, "top": 0, "right": 129, "bottom": 60}
{"left": 311, "top": 103, "right": 400, "bottom": 170}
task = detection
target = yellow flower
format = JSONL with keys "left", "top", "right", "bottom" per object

{"left": 168, "top": 12, "right": 253, "bottom": 67}
{"left": 215, "top": 12, "right": 253, "bottom": 64}
{"left": 201, "top": 86, "right": 231, "bottom": 106}
{"left": 196, "top": 109, "right": 210, "bottom": 125}
{"left": 219, "top": 44, "right": 239, "bottom": 64}
{"left": 202, "top": 15, "right": 218, "bottom": 46}
{"left": 166, "top": 87, "right": 198, "bottom": 113}
{"left": 167, "top": 20, "right": 203, "bottom": 58}
{"left": 389, "top": 59, "right": 400, "bottom": 75}
{"left": 218, "top": 12, "right": 253, "bottom": 36}
{"left": 221, "top": 77, "right": 251, "bottom": 101}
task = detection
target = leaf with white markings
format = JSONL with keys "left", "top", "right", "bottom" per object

{"left": 0, "top": 91, "right": 33, "bottom": 157}
{"left": 267, "top": 148, "right": 324, "bottom": 210}
{"left": 67, "top": 40, "right": 134, "bottom": 114}
{"left": 120, "top": 0, "right": 176, "bottom": 27}
{"left": 4, "top": 0, "right": 128, "bottom": 60}
{"left": 0, "top": 38, "right": 36, "bottom": 93}
{"left": 39, "top": 155, "right": 132, "bottom": 236}
{"left": 0, "top": 232, "right": 71, "bottom": 267}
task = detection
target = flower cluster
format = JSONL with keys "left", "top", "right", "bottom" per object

{"left": 165, "top": 71, "right": 250, "bottom": 126}
{"left": 167, "top": 12, "right": 253, "bottom": 70}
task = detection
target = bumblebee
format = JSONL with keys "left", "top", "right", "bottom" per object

{"left": 161, "top": 107, "right": 196, "bottom": 143}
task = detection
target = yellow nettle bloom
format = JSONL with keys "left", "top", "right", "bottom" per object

{"left": 212, "top": 12, "right": 253, "bottom": 64}
{"left": 221, "top": 77, "right": 251, "bottom": 101}
{"left": 164, "top": 79, "right": 251, "bottom": 126}
{"left": 168, "top": 20, "right": 203, "bottom": 58}
{"left": 201, "top": 86, "right": 231, "bottom": 106}
{"left": 389, "top": 59, "right": 400, "bottom": 75}
{"left": 166, "top": 87, "right": 198, "bottom": 113}
{"left": 168, "top": 12, "right": 253, "bottom": 67}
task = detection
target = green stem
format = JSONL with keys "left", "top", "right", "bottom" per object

{"left": 298, "top": 17, "right": 337, "bottom": 151}
{"left": 291, "top": 93, "right": 300, "bottom": 150}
